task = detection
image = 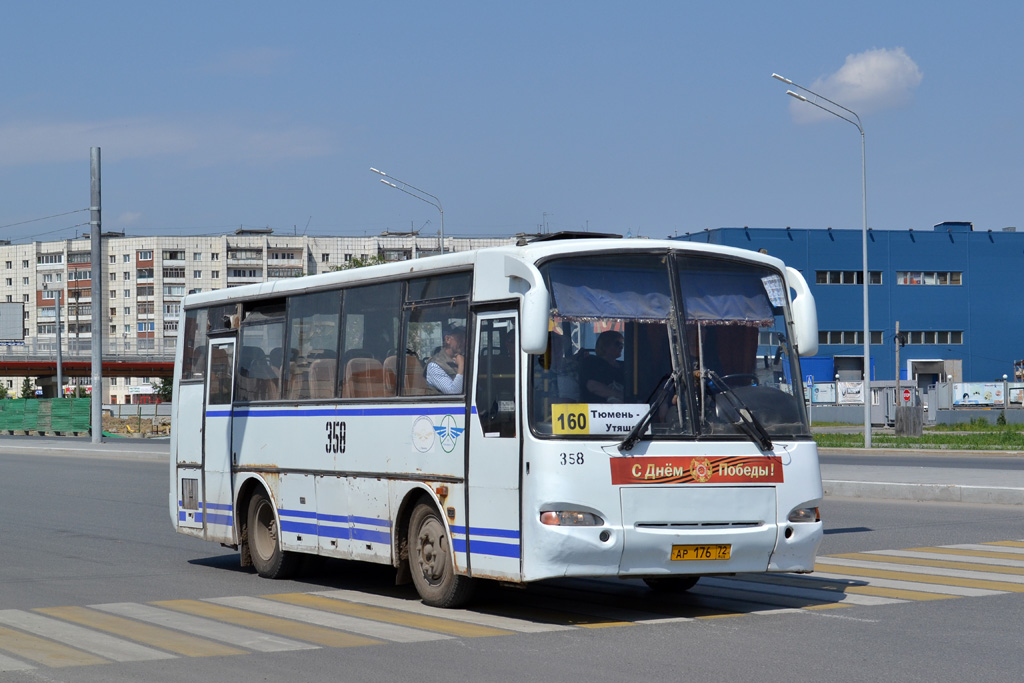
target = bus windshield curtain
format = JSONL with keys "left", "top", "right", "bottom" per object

{"left": 548, "top": 264, "right": 671, "bottom": 321}
{"left": 679, "top": 271, "right": 775, "bottom": 327}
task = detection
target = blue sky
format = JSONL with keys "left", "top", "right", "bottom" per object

{"left": 2, "top": 2, "right": 1021, "bottom": 244}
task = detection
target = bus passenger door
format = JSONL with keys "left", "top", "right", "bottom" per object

{"left": 201, "top": 338, "right": 236, "bottom": 542}
{"left": 467, "top": 311, "right": 521, "bottom": 580}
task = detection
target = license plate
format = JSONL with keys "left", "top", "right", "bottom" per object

{"left": 670, "top": 544, "right": 731, "bottom": 561}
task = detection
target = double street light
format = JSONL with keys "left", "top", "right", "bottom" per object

{"left": 772, "top": 72, "right": 872, "bottom": 448}
{"left": 370, "top": 168, "right": 445, "bottom": 254}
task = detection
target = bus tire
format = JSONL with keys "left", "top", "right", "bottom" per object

{"left": 408, "top": 502, "right": 475, "bottom": 608}
{"left": 643, "top": 576, "right": 699, "bottom": 592}
{"left": 247, "top": 491, "right": 298, "bottom": 580}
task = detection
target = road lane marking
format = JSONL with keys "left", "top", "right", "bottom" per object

{"left": 207, "top": 596, "right": 450, "bottom": 643}
{"left": 904, "top": 546, "right": 1024, "bottom": 562}
{"left": 92, "top": 603, "right": 316, "bottom": 652}
{"left": 153, "top": 600, "right": 382, "bottom": 648}
{"left": 312, "top": 589, "right": 574, "bottom": 633}
{"left": 817, "top": 556, "right": 1024, "bottom": 585}
{"left": 0, "top": 610, "right": 173, "bottom": 663}
{"left": 0, "top": 625, "right": 106, "bottom": 668}
{"left": 700, "top": 577, "right": 903, "bottom": 606}
{"left": 0, "top": 651, "right": 35, "bottom": 672}
{"left": 38, "top": 606, "right": 245, "bottom": 658}
{"left": 814, "top": 561, "right": 1024, "bottom": 592}
{"left": 809, "top": 571, "right": 1003, "bottom": 598}
{"left": 863, "top": 549, "right": 1024, "bottom": 569}
{"left": 265, "top": 593, "right": 514, "bottom": 638}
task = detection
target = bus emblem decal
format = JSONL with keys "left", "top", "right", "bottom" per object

{"left": 433, "top": 415, "right": 464, "bottom": 453}
{"left": 412, "top": 415, "right": 436, "bottom": 453}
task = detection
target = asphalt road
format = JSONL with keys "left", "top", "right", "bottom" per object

{"left": 2, "top": 448, "right": 1024, "bottom": 682}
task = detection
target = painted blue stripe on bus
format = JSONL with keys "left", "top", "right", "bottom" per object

{"left": 205, "top": 513, "right": 233, "bottom": 526}
{"left": 450, "top": 525, "right": 520, "bottom": 540}
{"left": 317, "top": 513, "right": 349, "bottom": 524}
{"left": 351, "top": 515, "right": 391, "bottom": 528}
{"left": 202, "top": 502, "right": 232, "bottom": 512}
{"left": 317, "top": 524, "right": 352, "bottom": 540}
{"left": 469, "top": 540, "right": 521, "bottom": 559}
{"left": 352, "top": 527, "right": 391, "bottom": 545}
{"left": 207, "top": 406, "right": 476, "bottom": 418}
{"left": 280, "top": 520, "right": 319, "bottom": 535}
{"left": 280, "top": 508, "right": 318, "bottom": 519}
{"left": 452, "top": 538, "right": 467, "bottom": 553}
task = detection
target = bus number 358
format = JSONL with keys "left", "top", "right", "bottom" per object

{"left": 325, "top": 421, "right": 346, "bottom": 454}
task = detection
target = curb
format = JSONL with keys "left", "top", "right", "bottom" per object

{"left": 823, "top": 479, "right": 1024, "bottom": 506}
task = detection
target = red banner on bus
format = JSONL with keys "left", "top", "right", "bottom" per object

{"left": 610, "top": 455, "right": 784, "bottom": 485}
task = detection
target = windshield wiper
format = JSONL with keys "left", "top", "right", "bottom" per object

{"left": 705, "top": 370, "right": 773, "bottom": 452}
{"left": 618, "top": 373, "right": 677, "bottom": 452}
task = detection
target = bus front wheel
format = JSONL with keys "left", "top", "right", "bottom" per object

{"left": 247, "top": 491, "right": 298, "bottom": 580}
{"left": 408, "top": 502, "right": 475, "bottom": 608}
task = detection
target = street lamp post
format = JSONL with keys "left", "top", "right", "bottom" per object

{"left": 370, "top": 168, "right": 445, "bottom": 254}
{"left": 43, "top": 284, "right": 63, "bottom": 397}
{"left": 773, "top": 72, "right": 872, "bottom": 449}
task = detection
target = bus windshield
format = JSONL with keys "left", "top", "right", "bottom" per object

{"left": 530, "top": 252, "right": 810, "bottom": 442}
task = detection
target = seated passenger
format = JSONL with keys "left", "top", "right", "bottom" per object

{"left": 581, "top": 331, "right": 624, "bottom": 403}
{"left": 425, "top": 324, "right": 466, "bottom": 395}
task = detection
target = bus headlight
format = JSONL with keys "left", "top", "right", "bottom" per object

{"left": 540, "top": 511, "right": 604, "bottom": 526}
{"left": 787, "top": 506, "right": 820, "bottom": 523}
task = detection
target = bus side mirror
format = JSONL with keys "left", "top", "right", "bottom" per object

{"left": 504, "top": 256, "right": 550, "bottom": 355}
{"left": 786, "top": 267, "right": 818, "bottom": 357}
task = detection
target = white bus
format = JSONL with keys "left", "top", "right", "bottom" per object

{"left": 170, "top": 235, "right": 822, "bottom": 607}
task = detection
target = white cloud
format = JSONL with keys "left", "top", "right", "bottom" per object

{"left": 789, "top": 48, "right": 923, "bottom": 123}
{"left": 118, "top": 211, "right": 144, "bottom": 227}
{"left": 0, "top": 117, "right": 337, "bottom": 168}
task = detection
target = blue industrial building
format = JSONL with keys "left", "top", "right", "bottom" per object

{"left": 677, "top": 222, "right": 1020, "bottom": 389}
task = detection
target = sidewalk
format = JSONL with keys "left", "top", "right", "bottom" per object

{"left": 2, "top": 436, "right": 1024, "bottom": 505}
{"left": 821, "top": 461, "right": 1024, "bottom": 505}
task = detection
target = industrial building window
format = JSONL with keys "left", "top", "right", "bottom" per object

{"left": 904, "top": 330, "right": 963, "bottom": 345}
{"left": 896, "top": 271, "right": 962, "bottom": 285}
{"left": 818, "top": 330, "right": 884, "bottom": 345}
{"left": 815, "top": 270, "right": 883, "bottom": 284}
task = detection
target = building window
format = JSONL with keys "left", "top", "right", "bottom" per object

{"left": 138, "top": 268, "right": 155, "bottom": 279}
{"left": 896, "top": 271, "right": 963, "bottom": 285}
{"left": 137, "top": 322, "right": 155, "bottom": 332}
{"left": 4, "top": 278, "right": 10, "bottom": 286}
{"left": 4, "top": 261, "right": 10, "bottom": 269}
{"left": 901, "top": 330, "right": 963, "bottom": 345}
{"left": 138, "top": 302, "right": 155, "bottom": 315}
{"left": 123, "top": 254, "right": 130, "bottom": 263}
{"left": 110, "top": 290, "right": 117, "bottom": 299}
{"left": 818, "top": 330, "right": 884, "bottom": 345}
{"left": 22, "top": 277, "right": 28, "bottom": 285}
{"left": 211, "top": 270, "right": 219, "bottom": 279}
{"left": 109, "top": 255, "right": 117, "bottom": 264}
{"left": 162, "top": 267, "right": 185, "bottom": 278}
{"left": 163, "top": 285, "right": 185, "bottom": 297}
{"left": 137, "top": 285, "right": 154, "bottom": 296}
{"left": 22, "top": 294, "right": 29, "bottom": 302}
{"left": 37, "top": 254, "right": 64, "bottom": 265}
{"left": 211, "top": 253, "right": 219, "bottom": 260}
{"left": 163, "top": 250, "right": 185, "bottom": 261}
{"left": 22, "top": 260, "right": 28, "bottom": 268}
{"left": 137, "top": 250, "right": 153, "bottom": 260}
{"left": 322, "top": 253, "right": 330, "bottom": 263}
{"left": 110, "top": 307, "right": 117, "bottom": 317}
{"left": 123, "top": 272, "right": 131, "bottom": 281}
{"left": 193, "top": 252, "right": 202, "bottom": 261}
{"left": 815, "top": 270, "right": 883, "bottom": 285}
{"left": 193, "top": 270, "right": 202, "bottom": 278}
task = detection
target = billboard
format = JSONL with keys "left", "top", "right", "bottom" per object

{"left": 0, "top": 303, "right": 24, "bottom": 341}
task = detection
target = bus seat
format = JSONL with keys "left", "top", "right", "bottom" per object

{"left": 309, "top": 359, "right": 337, "bottom": 399}
{"left": 403, "top": 353, "right": 435, "bottom": 395}
{"left": 383, "top": 355, "right": 398, "bottom": 394}
{"left": 343, "top": 357, "right": 385, "bottom": 398}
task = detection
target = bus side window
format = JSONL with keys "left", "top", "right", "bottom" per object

{"left": 476, "top": 318, "right": 516, "bottom": 438}
{"left": 208, "top": 345, "right": 234, "bottom": 405}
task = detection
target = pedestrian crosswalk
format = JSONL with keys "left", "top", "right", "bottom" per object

{"left": 3, "top": 539, "right": 1024, "bottom": 671}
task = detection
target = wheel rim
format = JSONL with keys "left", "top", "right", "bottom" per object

{"left": 251, "top": 499, "right": 278, "bottom": 562}
{"left": 414, "top": 515, "right": 449, "bottom": 586}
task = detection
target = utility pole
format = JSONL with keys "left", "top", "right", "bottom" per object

{"left": 894, "top": 320, "right": 901, "bottom": 407}
{"left": 90, "top": 148, "right": 103, "bottom": 444}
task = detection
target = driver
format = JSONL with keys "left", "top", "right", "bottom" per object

{"left": 581, "top": 331, "right": 625, "bottom": 403}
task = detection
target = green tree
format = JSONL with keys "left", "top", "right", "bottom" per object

{"left": 0, "top": 383, "right": 7, "bottom": 400}
{"left": 20, "top": 377, "right": 34, "bottom": 399}
{"left": 331, "top": 254, "right": 386, "bottom": 271}
{"left": 152, "top": 376, "right": 174, "bottom": 402}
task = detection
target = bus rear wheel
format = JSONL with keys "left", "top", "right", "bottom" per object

{"left": 643, "top": 576, "right": 700, "bottom": 592}
{"left": 247, "top": 491, "right": 298, "bottom": 580}
{"left": 408, "top": 502, "right": 475, "bottom": 608}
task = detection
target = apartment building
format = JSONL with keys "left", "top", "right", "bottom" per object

{"left": 0, "top": 229, "right": 513, "bottom": 403}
